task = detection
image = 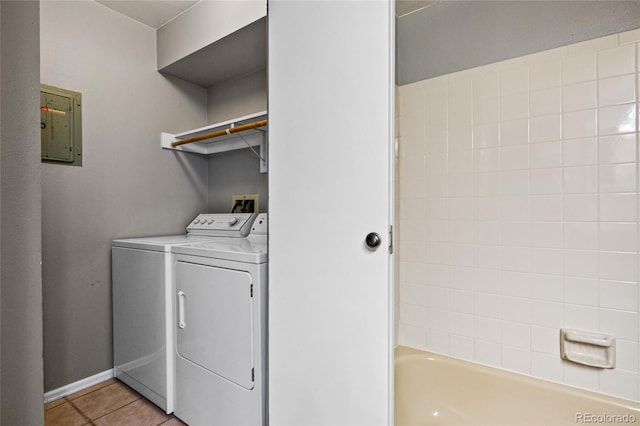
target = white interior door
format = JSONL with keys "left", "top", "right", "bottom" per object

{"left": 268, "top": 1, "right": 394, "bottom": 424}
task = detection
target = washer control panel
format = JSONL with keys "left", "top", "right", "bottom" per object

{"left": 187, "top": 213, "right": 257, "bottom": 237}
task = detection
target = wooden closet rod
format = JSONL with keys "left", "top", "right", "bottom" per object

{"left": 171, "top": 119, "right": 268, "bottom": 147}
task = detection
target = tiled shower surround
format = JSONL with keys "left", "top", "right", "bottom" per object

{"left": 397, "top": 30, "right": 640, "bottom": 401}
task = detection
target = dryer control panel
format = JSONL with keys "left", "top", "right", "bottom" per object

{"left": 187, "top": 213, "right": 257, "bottom": 237}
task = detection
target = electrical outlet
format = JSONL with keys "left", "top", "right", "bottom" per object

{"left": 231, "top": 194, "right": 259, "bottom": 213}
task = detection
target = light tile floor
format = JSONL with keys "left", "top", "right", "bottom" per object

{"left": 44, "top": 379, "right": 186, "bottom": 426}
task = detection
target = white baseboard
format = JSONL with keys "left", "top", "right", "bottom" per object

{"left": 44, "top": 368, "right": 114, "bottom": 403}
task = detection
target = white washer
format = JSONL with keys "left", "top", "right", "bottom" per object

{"left": 172, "top": 214, "right": 267, "bottom": 426}
{"left": 111, "top": 213, "right": 258, "bottom": 414}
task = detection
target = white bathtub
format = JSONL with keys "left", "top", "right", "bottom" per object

{"left": 395, "top": 346, "right": 640, "bottom": 425}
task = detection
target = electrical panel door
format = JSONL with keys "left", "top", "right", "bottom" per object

{"left": 40, "top": 85, "right": 82, "bottom": 165}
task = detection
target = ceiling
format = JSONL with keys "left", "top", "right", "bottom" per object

{"left": 95, "top": 0, "right": 436, "bottom": 29}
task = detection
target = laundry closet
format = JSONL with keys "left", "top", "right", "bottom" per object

{"left": 39, "top": 1, "right": 394, "bottom": 424}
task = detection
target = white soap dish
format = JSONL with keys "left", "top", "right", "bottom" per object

{"left": 560, "top": 328, "right": 615, "bottom": 369}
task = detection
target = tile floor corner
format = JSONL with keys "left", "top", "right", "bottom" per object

{"left": 44, "top": 379, "right": 185, "bottom": 426}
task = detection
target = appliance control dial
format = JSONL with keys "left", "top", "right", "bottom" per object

{"left": 229, "top": 217, "right": 239, "bottom": 226}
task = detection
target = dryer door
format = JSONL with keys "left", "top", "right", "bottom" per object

{"left": 175, "top": 261, "right": 254, "bottom": 390}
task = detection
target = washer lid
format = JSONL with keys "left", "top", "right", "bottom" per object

{"left": 112, "top": 235, "right": 206, "bottom": 252}
{"left": 171, "top": 236, "right": 267, "bottom": 263}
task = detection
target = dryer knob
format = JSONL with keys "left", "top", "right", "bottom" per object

{"left": 229, "top": 217, "right": 239, "bottom": 226}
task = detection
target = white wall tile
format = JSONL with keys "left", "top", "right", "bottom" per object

{"left": 599, "top": 193, "right": 637, "bottom": 222}
{"left": 563, "top": 194, "right": 598, "bottom": 222}
{"left": 475, "top": 221, "right": 501, "bottom": 245}
{"left": 500, "top": 67, "right": 529, "bottom": 96}
{"left": 474, "top": 245, "right": 501, "bottom": 269}
{"left": 474, "top": 172, "right": 500, "bottom": 196}
{"left": 598, "top": 74, "right": 636, "bottom": 106}
{"left": 425, "top": 329, "right": 450, "bottom": 354}
{"left": 475, "top": 292, "right": 502, "bottom": 318}
{"left": 502, "top": 321, "right": 531, "bottom": 350}
{"left": 473, "top": 96, "right": 500, "bottom": 124}
{"left": 599, "top": 134, "right": 637, "bottom": 164}
{"left": 562, "top": 53, "right": 597, "bottom": 84}
{"left": 597, "top": 44, "right": 636, "bottom": 78}
{"left": 615, "top": 339, "right": 639, "bottom": 371}
{"left": 563, "top": 166, "right": 598, "bottom": 194}
{"left": 532, "top": 326, "right": 561, "bottom": 356}
{"left": 531, "top": 301, "right": 563, "bottom": 328}
{"left": 451, "top": 289, "right": 475, "bottom": 314}
{"left": 563, "top": 109, "right": 597, "bottom": 139}
{"left": 531, "top": 274, "right": 563, "bottom": 302}
{"left": 599, "top": 369, "right": 639, "bottom": 401}
{"left": 475, "top": 268, "right": 501, "bottom": 294}
{"left": 502, "top": 296, "right": 531, "bottom": 323}
{"left": 448, "top": 150, "right": 473, "bottom": 174}
{"left": 450, "top": 266, "right": 474, "bottom": 291}
{"left": 500, "top": 119, "right": 529, "bottom": 146}
{"left": 619, "top": 28, "right": 640, "bottom": 45}
{"left": 500, "top": 93, "right": 529, "bottom": 121}
{"left": 501, "top": 222, "right": 530, "bottom": 246}
{"left": 474, "top": 148, "right": 500, "bottom": 172}
{"left": 501, "top": 346, "right": 531, "bottom": 375}
{"left": 500, "top": 170, "right": 529, "bottom": 196}
{"left": 563, "top": 137, "right": 597, "bottom": 167}
{"left": 474, "top": 197, "right": 500, "bottom": 221}
{"left": 400, "top": 283, "right": 428, "bottom": 305}
{"left": 474, "top": 340, "right": 501, "bottom": 366}
{"left": 531, "top": 352, "right": 564, "bottom": 382}
{"left": 449, "top": 243, "right": 474, "bottom": 266}
{"left": 501, "top": 271, "right": 531, "bottom": 298}
{"left": 501, "top": 246, "right": 531, "bottom": 272}
{"left": 473, "top": 123, "right": 500, "bottom": 148}
{"left": 448, "top": 197, "right": 474, "bottom": 220}
{"left": 563, "top": 304, "right": 599, "bottom": 330}
{"left": 531, "top": 195, "right": 563, "bottom": 221}
{"left": 564, "top": 250, "right": 599, "bottom": 278}
{"left": 599, "top": 308, "right": 638, "bottom": 341}
{"left": 500, "top": 195, "right": 529, "bottom": 222}
{"left": 599, "top": 222, "right": 638, "bottom": 252}
{"left": 448, "top": 125, "right": 473, "bottom": 152}
{"left": 529, "top": 60, "right": 562, "bottom": 90}
{"left": 448, "top": 173, "right": 474, "bottom": 197}
{"left": 531, "top": 248, "right": 563, "bottom": 275}
{"left": 530, "top": 141, "right": 562, "bottom": 169}
{"left": 531, "top": 168, "right": 563, "bottom": 195}
{"left": 563, "top": 277, "right": 599, "bottom": 306}
{"left": 500, "top": 144, "right": 529, "bottom": 171}
{"left": 600, "top": 280, "right": 639, "bottom": 312}
{"left": 530, "top": 114, "right": 561, "bottom": 143}
{"left": 563, "top": 81, "right": 597, "bottom": 111}
{"left": 564, "top": 222, "right": 598, "bottom": 250}
{"left": 563, "top": 362, "right": 599, "bottom": 390}
{"left": 398, "top": 323, "right": 427, "bottom": 349}
{"left": 599, "top": 163, "right": 637, "bottom": 193}
{"left": 450, "top": 335, "right": 475, "bottom": 360}
{"left": 598, "top": 103, "right": 637, "bottom": 135}
{"left": 600, "top": 251, "right": 638, "bottom": 282}
{"left": 531, "top": 222, "right": 563, "bottom": 248}
{"left": 399, "top": 303, "right": 427, "bottom": 327}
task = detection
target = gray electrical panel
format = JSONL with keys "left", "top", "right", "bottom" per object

{"left": 40, "top": 84, "right": 82, "bottom": 166}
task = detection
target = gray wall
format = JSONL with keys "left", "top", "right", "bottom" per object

{"left": 397, "top": 0, "right": 640, "bottom": 85}
{"left": 208, "top": 148, "right": 268, "bottom": 213}
{"left": 207, "top": 70, "right": 268, "bottom": 212}
{"left": 40, "top": 1, "right": 209, "bottom": 391}
{"left": 1, "top": 1, "right": 44, "bottom": 423}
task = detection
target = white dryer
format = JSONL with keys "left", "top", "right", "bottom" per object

{"left": 111, "top": 213, "right": 258, "bottom": 414}
{"left": 172, "top": 214, "right": 268, "bottom": 426}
